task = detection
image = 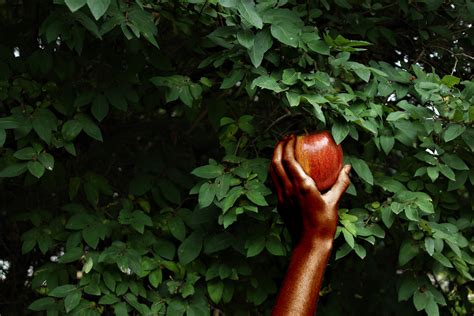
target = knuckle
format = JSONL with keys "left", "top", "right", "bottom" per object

{"left": 271, "top": 159, "right": 281, "bottom": 169}
{"left": 300, "top": 179, "right": 314, "bottom": 193}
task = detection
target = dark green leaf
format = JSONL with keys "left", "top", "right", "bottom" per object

{"left": 38, "top": 153, "right": 54, "bottom": 171}
{"left": 27, "top": 161, "right": 45, "bottom": 178}
{"left": 76, "top": 114, "right": 103, "bottom": 141}
{"left": 14, "top": 147, "right": 36, "bottom": 160}
{"left": 443, "top": 124, "right": 465, "bottom": 142}
{"left": 270, "top": 22, "right": 299, "bottom": 47}
{"left": 350, "top": 157, "right": 374, "bottom": 185}
{"left": 398, "top": 240, "right": 419, "bottom": 266}
{"left": 237, "top": 30, "right": 254, "bottom": 49}
{"left": 246, "top": 190, "right": 267, "bottom": 206}
{"left": 332, "top": 122, "right": 350, "bottom": 144}
{"left": 248, "top": 30, "right": 272, "bottom": 68}
{"left": 64, "top": 290, "right": 82, "bottom": 313}
{"left": 65, "top": 0, "right": 87, "bottom": 12}
{"left": 207, "top": 280, "right": 224, "bottom": 304}
{"left": 191, "top": 165, "right": 224, "bottom": 179}
{"left": 0, "top": 129, "right": 5, "bottom": 147}
{"left": 413, "top": 290, "right": 429, "bottom": 311}
{"left": 28, "top": 297, "right": 55, "bottom": 311}
{"left": 91, "top": 94, "right": 109, "bottom": 121}
{"left": 87, "top": 0, "right": 111, "bottom": 20}
{"left": 178, "top": 232, "right": 203, "bottom": 265}
{"left": 62, "top": 120, "right": 82, "bottom": 141}
{"left": 0, "top": 163, "right": 28, "bottom": 178}
{"left": 236, "top": 0, "right": 263, "bottom": 29}
{"left": 49, "top": 285, "right": 77, "bottom": 298}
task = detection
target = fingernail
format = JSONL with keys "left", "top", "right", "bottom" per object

{"left": 344, "top": 164, "right": 351, "bottom": 173}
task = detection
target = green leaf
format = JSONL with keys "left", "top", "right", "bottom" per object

{"left": 221, "top": 186, "right": 244, "bottom": 213}
{"left": 207, "top": 280, "right": 224, "bottom": 304}
{"left": 65, "top": 0, "right": 87, "bottom": 12}
{"left": 102, "top": 272, "right": 116, "bottom": 292}
{"left": 386, "top": 111, "right": 409, "bottom": 121}
{"left": 32, "top": 109, "right": 57, "bottom": 144}
{"left": 220, "top": 69, "right": 244, "bottom": 89}
{"left": 59, "top": 247, "right": 83, "bottom": 263}
{"left": 354, "top": 67, "right": 371, "bottom": 82}
{"left": 342, "top": 228, "right": 355, "bottom": 248}
{"left": 106, "top": 88, "right": 127, "bottom": 110}
{"left": 424, "top": 237, "right": 435, "bottom": 256}
{"left": 441, "top": 75, "right": 460, "bottom": 88}
{"left": 178, "top": 232, "right": 203, "bottom": 265}
{"left": 265, "top": 235, "right": 286, "bottom": 256}
{"left": 332, "top": 122, "right": 350, "bottom": 144}
{"left": 354, "top": 244, "right": 366, "bottom": 259}
{"left": 38, "top": 153, "right": 54, "bottom": 171}
{"left": 246, "top": 190, "right": 267, "bottom": 206}
{"left": 198, "top": 182, "right": 216, "bottom": 208}
{"left": 191, "top": 165, "right": 224, "bottom": 179}
{"left": 14, "top": 147, "right": 36, "bottom": 160}
{"left": 379, "top": 135, "right": 395, "bottom": 155}
{"left": 99, "top": 294, "right": 120, "bottom": 305}
{"left": 236, "top": 0, "right": 263, "bottom": 29}
{"left": 114, "top": 302, "right": 128, "bottom": 316}
{"left": 270, "top": 22, "right": 299, "bottom": 47}
{"left": 433, "top": 252, "right": 453, "bottom": 268}
{"left": 398, "top": 277, "right": 418, "bottom": 301}
{"left": 425, "top": 300, "right": 439, "bottom": 316}
{"left": 149, "top": 269, "right": 163, "bottom": 288}
{"left": 49, "top": 285, "right": 77, "bottom": 298}
{"left": 246, "top": 235, "right": 265, "bottom": 257}
{"left": 427, "top": 166, "right": 439, "bottom": 182}
{"left": 87, "top": 0, "right": 111, "bottom": 20}
{"left": 398, "top": 240, "right": 419, "bottom": 266}
{"left": 168, "top": 216, "right": 186, "bottom": 241}
{"left": 307, "top": 39, "right": 330, "bottom": 55}
{"left": 0, "top": 129, "right": 5, "bottom": 147}
{"left": 91, "top": 94, "right": 109, "bottom": 121}
{"left": 64, "top": 290, "right": 82, "bottom": 313}
{"left": 237, "top": 30, "right": 254, "bottom": 49}
{"left": 76, "top": 114, "right": 103, "bottom": 141}
{"left": 350, "top": 157, "right": 374, "bottom": 185}
{"left": 28, "top": 297, "right": 55, "bottom": 311}
{"left": 285, "top": 92, "right": 300, "bottom": 107}
{"left": 443, "top": 124, "right": 465, "bottom": 142}
{"left": 27, "top": 161, "right": 45, "bottom": 178}
{"left": 335, "top": 243, "right": 352, "bottom": 260}
{"left": 442, "top": 154, "right": 469, "bottom": 170}
{"left": 0, "top": 163, "right": 28, "bottom": 177}
{"left": 248, "top": 30, "right": 272, "bottom": 68}
{"left": 83, "top": 256, "right": 93, "bottom": 273}
{"left": 413, "top": 290, "right": 430, "bottom": 311}
{"left": 251, "top": 75, "right": 285, "bottom": 93}
{"left": 62, "top": 120, "right": 82, "bottom": 141}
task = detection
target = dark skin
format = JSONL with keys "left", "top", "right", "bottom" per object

{"left": 270, "top": 135, "right": 351, "bottom": 316}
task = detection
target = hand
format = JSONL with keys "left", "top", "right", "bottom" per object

{"left": 270, "top": 135, "right": 351, "bottom": 243}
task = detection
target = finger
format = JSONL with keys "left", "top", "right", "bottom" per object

{"left": 271, "top": 138, "right": 294, "bottom": 194}
{"left": 269, "top": 167, "right": 284, "bottom": 203}
{"left": 324, "top": 164, "right": 351, "bottom": 204}
{"left": 282, "top": 135, "right": 318, "bottom": 193}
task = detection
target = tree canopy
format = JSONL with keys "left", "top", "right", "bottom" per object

{"left": 0, "top": 0, "right": 473, "bottom": 315}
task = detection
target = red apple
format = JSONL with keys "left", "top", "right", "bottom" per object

{"left": 294, "top": 131, "right": 343, "bottom": 191}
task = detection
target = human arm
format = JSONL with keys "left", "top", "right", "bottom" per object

{"left": 270, "top": 135, "right": 351, "bottom": 316}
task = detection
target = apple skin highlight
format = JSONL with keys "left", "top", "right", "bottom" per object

{"left": 294, "top": 131, "right": 343, "bottom": 191}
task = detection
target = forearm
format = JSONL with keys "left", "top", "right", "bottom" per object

{"left": 272, "top": 235, "right": 333, "bottom": 316}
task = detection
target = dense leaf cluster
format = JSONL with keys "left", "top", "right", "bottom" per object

{"left": 0, "top": 0, "right": 473, "bottom": 315}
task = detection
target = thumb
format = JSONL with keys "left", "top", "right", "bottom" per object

{"left": 324, "top": 165, "right": 351, "bottom": 204}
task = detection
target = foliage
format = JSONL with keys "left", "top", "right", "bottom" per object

{"left": 0, "top": 0, "right": 473, "bottom": 315}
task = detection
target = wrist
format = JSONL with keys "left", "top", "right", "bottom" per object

{"left": 297, "top": 232, "right": 334, "bottom": 250}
